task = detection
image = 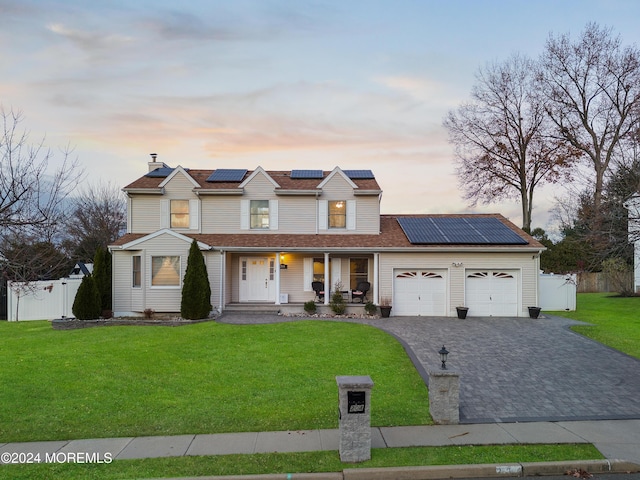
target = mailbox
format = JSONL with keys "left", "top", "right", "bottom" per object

{"left": 336, "top": 375, "right": 374, "bottom": 463}
{"left": 347, "top": 391, "right": 366, "bottom": 413}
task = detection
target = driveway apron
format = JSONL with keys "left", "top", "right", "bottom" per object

{"left": 368, "top": 315, "right": 640, "bottom": 423}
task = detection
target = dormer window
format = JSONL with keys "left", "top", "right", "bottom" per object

{"left": 328, "top": 200, "right": 346, "bottom": 228}
{"left": 171, "top": 200, "right": 189, "bottom": 228}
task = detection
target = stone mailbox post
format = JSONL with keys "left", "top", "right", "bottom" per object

{"left": 336, "top": 375, "right": 374, "bottom": 463}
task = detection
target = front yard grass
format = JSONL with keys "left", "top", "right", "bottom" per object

{"left": 0, "top": 444, "right": 603, "bottom": 480}
{"left": 0, "top": 319, "right": 431, "bottom": 443}
{"left": 548, "top": 292, "right": 640, "bottom": 359}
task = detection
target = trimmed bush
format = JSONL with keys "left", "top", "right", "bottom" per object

{"left": 93, "top": 248, "right": 112, "bottom": 311}
{"left": 364, "top": 301, "right": 377, "bottom": 316}
{"left": 303, "top": 300, "right": 317, "bottom": 314}
{"left": 181, "top": 239, "right": 212, "bottom": 320}
{"left": 72, "top": 275, "right": 102, "bottom": 320}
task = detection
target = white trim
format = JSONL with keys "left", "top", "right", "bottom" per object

{"left": 240, "top": 200, "right": 250, "bottom": 230}
{"left": 189, "top": 199, "right": 200, "bottom": 231}
{"left": 159, "top": 165, "right": 200, "bottom": 188}
{"left": 118, "top": 229, "right": 210, "bottom": 251}
{"left": 239, "top": 166, "right": 281, "bottom": 189}
{"left": 317, "top": 167, "right": 358, "bottom": 189}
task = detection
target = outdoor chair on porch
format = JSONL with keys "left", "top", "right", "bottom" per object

{"left": 351, "top": 281, "right": 370, "bottom": 303}
{"left": 312, "top": 281, "right": 325, "bottom": 303}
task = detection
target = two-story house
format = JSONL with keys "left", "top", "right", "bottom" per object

{"left": 109, "top": 155, "right": 544, "bottom": 317}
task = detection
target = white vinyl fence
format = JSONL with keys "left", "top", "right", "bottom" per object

{"left": 539, "top": 273, "right": 577, "bottom": 311}
{"left": 7, "top": 278, "right": 83, "bottom": 321}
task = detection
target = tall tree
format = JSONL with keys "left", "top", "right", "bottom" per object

{"left": 538, "top": 22, "right": 640, "bottom": 225}
{"left": 92, "top": 247, "right": 112, "bottom": 313}
{"left": 444, "top": 54, "right": 576, "bottom": 232}
{"left": 181, "top": 239, "right": 211, "bottom": 320}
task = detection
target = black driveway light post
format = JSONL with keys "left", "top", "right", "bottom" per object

{"left": 439, "top": 345, "right": 449, "bottom": 370}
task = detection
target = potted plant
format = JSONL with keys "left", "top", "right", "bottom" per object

{"left": 528, "top": 306, "right": 542, "bottom": 319}
{"left": 379, "top": 297, "right": 392, "bottom": 318}
{"left": 456, "top": 306, "right": 469, "bottom": 319}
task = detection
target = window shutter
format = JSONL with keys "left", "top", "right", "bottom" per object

{"left": 318, "top": 200, "right": 328, "bottom": 230}
{"left": 189, "top": 199, "right": 199, "bottom": 230}
{"left": 347, "top": 200, "right": 356, "bottom": 230}
{"left": 303, "top": 257, "right": 313, "bottom": 291}
{"left": 240, "top": 200, "right": 249, "bottom": 230}
{"left": 331, "top": 258, "right": 342, "bottom": 291}
{"left": 269, "top": 199, "right": 278, "bottom": 230}
{"left": 160, "top": 199, "right": 169, "bottom": 229}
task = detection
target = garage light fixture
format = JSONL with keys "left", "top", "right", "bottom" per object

{"left": 439, "top": 345, "right": 449, "bottom": 370}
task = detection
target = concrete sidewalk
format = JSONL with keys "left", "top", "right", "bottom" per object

{"left": 2, "top": 419, "right": 639, "bottom": 467}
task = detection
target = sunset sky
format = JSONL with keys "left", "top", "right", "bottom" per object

{"left": 2, "top": 0, "right": 640, "bottom": 231}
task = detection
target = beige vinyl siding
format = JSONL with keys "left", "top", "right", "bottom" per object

{"left": 277, "top": 197, "right": 318, "bottom": 234}
{"left": 201, "top": 196, "right": 240, "bottom": 233}
{"left": 318, "top": 174, "right": 379, "bottom": 234}
{"left": 279, "top": 254, "right": 314, "bottom": 303}
{"left": 112, "top": 250, "right": 144, "bottom": 314}
{"left": 205, "top": 251, "right": 223, "bottom": 311}
{"left": 129, "top": 173, "right": 200, "bottom": 234}
{"left": 379, "top": 251, "right": 538, "bottom": 317}
{"left": 129, "top": 195, "right": 162, "bottom": 233}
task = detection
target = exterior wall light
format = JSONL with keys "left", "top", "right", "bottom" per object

{"left": 439, "top": 345, "right": 449, "bottom": 370}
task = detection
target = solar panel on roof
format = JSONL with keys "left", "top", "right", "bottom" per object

{"left": 206, "top": 169, "right": 248, "bottom": 182}
{"left": 145, "top": 167, "right": 175, "bottom": 178}
{"left": 397, "top": 217, "right": 528, "bottom": 245}
{"left": 344, "top": 169, "right": 375, "bottom": 179}
{"left": 291, "top": 169, "right": 323, "bottom": 179}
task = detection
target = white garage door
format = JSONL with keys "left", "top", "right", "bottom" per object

{"left": 465, "top": 270, "right": 518, "bottom": 316}
{"left": 393, "top": 270, "right": 447, "bottom": 316}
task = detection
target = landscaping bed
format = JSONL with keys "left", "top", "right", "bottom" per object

{"left": 51, "top": 317, "right": 214, "bottom": 330}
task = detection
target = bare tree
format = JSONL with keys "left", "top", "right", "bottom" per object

{"left": 62, "top": 181, "right": 127, "bottom": 262}
{"left": 538, "top": 22, "right": 640, "bottom": 225}
{"left": 444, "top": 54, "right": 576, "bottom": 231}
{"left": 0, "top": 107, "right": 82, "bottom": 231}
{"left": 0, "top": 106, "right": 83, "bottom": 319}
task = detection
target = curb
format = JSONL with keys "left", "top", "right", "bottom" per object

{"left": 156, "top": 459, "right": 640, "bottom": 480}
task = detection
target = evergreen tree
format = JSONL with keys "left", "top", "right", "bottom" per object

{"left": 92, "top": 248, "right": 112, "bottom": 312}
{"left": 181, "top": 240, "right": 212, "bottom": 319}
{"left": 72, "top": 275, "right": 101, "bottom": 320}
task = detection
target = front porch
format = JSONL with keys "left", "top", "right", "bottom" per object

{"left": 223, "top": 302, "right": 370, "bottom": 316}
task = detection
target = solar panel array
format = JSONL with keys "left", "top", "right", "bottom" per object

{"left": 344, "top": 169, "right": 375, "bottom": 179}
{"left": 291, "top": 169, "right": 323, "bottom": 179}
{"left": 206, "top": 169, "right": 248, "bottom": 182}
{"left": 397, "top": 217, "right": 528, "bottom": 245}
{"left": 145, "top": 167, "right": 175, "bottom": 178}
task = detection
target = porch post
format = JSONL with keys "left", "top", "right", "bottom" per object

{"left": 373, "top": 253, "right": 379, "bottom": 304}
{"left": 219, "top": 250, "right": 225, "bottom": 312}
{"left": 275, "top": 252, "right": 281, "bottom": 305}
{"left": 324, "top": 252, "right": 330, "bottom": 305}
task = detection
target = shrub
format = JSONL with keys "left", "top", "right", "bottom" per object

{"left": 364, "top": 301, "right": 377, "bottom": 316}
{"left": 181, "top": 240, "right": 212, "bottom": 320}
{"left": 72, "top": 275, "right": 101, "bottom": 320}
{"left": 330, "top": 294, "right": 346, "bottom": 314}
{"left": 303, "top": 300, "right": 317, "bottom": 314}
{"left": 93, "top": 248, "right": 112, "bottom": 311}
{"left": 602, "top": 257, "right": 634, "bottom": 296}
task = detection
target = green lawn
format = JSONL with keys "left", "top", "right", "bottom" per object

{"left": 0, "top": 320, "right": 431, "bottom": 443}
{"left": 0, "top": 444, "right": 603, "bottom": 480}
{"left": 548, "top": 292, "right": 640, "bottom": 359}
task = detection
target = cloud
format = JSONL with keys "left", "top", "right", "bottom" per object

{"left": 47, "top": 23, "right": 133, "bottom": 52}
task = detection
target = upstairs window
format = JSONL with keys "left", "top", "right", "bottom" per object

{"left": 328, "top": 200, "right": 346, "bottom": 228}
{"left": 170, "top": 200, "right": 189, "bottom": 228}
{"left": 250, "top": 200, "right": 270, "bottom": 229}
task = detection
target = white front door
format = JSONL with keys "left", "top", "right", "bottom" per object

{"left": 239, "top": 257, "right": 275, "bottom": 302}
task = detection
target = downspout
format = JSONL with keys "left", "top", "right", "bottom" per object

{"left": 219, "top": 250, "right": 225, "bottom": 313}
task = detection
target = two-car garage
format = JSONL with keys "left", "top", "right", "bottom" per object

{"left": 392, "top": 267, "right": 520, "bottom": 317}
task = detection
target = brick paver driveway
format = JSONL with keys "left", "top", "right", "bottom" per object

{"left": 367, "top": 315, "right": 640, "bottom": 423}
